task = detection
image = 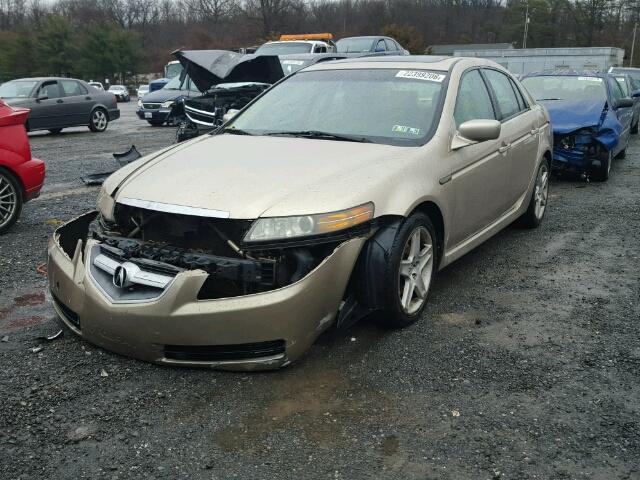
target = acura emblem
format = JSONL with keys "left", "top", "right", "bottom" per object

{"left": 113, "top": 266, "right": 127, "bottom": 288}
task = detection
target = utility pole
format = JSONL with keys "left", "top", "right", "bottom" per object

{"left": 523, "top": 2, "right": 530, "bottom": 49}
{"left": 631, "top": 22, "right": 638, "bottom": 67}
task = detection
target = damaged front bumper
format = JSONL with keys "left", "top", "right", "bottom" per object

{"left": 552, "top": 131, "right": 611, "bottom": 175}
{"left": 47, "top": 212, "right": 366, "bottom": 370}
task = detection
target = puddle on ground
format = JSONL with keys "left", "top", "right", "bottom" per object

{"left": 0, "top": 290, "right": 49, "bottom": 333}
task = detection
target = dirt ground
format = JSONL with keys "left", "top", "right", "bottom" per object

{"left": 0, "top": 101, "right": 639, "bottom": 479}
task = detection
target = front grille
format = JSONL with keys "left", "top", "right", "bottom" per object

{"left": 142, "top": 103, "right": 160, "bottom": 109}
{"left": 185, "top": 106, "right": 216, "bottom": 126}
{"left": 164, "top": 340, "right": 286, "bottom": 362}
{"left": 52, "top": 293, "right": 80, "bottom": 329}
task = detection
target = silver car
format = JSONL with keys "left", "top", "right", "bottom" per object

{"left": 48, "top": 56, "right": 552, "bottom": 370}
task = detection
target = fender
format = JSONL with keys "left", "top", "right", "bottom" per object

{"left": 335, "top": 217, "right": 403, "bottom": 329}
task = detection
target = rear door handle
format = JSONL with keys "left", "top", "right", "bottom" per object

{"left": 56, "top": 99, "right": 64, "bottom": 104}
{"left": 85, "top": 96, "right": 92, "bottom": 100}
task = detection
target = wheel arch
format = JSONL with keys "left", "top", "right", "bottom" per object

{"left": 408, "top": 201, "right": 445, "bottom": 268}
{"left": 0, "top": 165, "right": 25, "bottom": 200}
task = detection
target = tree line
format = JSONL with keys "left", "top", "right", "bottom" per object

{"left": 0, "top": 0, "right": 638, "bottom": 83}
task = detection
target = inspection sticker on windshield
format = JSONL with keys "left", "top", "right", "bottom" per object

{"left": 396, "top": 70, "right": 446, "bottom": 82}
{"left": 282, "top": 60, "right": 305, "bottom": 65}
{"left": 393, "top": 125, "right": 421, "bottom": 135}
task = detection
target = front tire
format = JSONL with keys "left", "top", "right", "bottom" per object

{"left": 89, "top": 108, "right": 108, "bottom": 132}
{"left": 48, "top": 128, "right": 63, "bottom": 134}
{"left": 591, "top": 150, "right": 612, "bottom": 182}
{"left": 0, "top": 169, "right": 23, "bottom": 234}
{"left": 374, "top": 213, "right": 437, "bottom": 328}
{"left": 631, "top": 121, "right": 638, "bottom": 135}
{"left": 147, "top": 120, "right": 164, "bottom": 126}
{"left": 517, "top": 158, "right": 550, "bottom": 228}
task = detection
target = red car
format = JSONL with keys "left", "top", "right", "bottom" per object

{"left": 0, "top": 100, "right": 45, "bottom": 233}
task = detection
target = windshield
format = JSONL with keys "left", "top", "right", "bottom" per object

{"left": 336, "top": 38, "right": 374, "bottom": 53}
{"left": 164, "top": 75, "right": 184, "bottom": 90}
{"left": 522, "top": 75, "right": 608, "bottom": 102}
{"left": 256, "top": 42, "right": 312, "bottom": 55}
{"left": 0, "top": 80, "right": 38, "bottom": 99}
{"left": 165, "top": 62, "right": 183, "bottom": 79}
{"left": 228, "top": 68, "right": 446, "bottom": 146}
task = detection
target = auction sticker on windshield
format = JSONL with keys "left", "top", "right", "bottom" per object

{"left": 396, "top": 70, "right": 446, "bottom": 82}
{"left": 392, "top": 125, "right": 421, "bottom": 135}
{"left": 577, "top": 77, "right": 602, "bottom": 82}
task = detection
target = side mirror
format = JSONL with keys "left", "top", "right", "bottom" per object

{"left": 631, "top": 90, "right": 640, "bottom": 98}
{"left": 223, "top": 109, "right": 240, "bottom": 123}
{"left": 36, "top": 94, "right": 48, "bottom": 102}
{"left": 452, "top": 119, "right": 501, "bottom": 150}
{"left": 615, "top": 98, "right": 634, "bottom": 109}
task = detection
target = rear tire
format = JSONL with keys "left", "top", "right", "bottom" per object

{"left": 517, "top": 158, "right": 550, "bottom": 228}
{"left": 89, "top": 108, "right": 108, "bottom": 132}
{"left": 631, "top": 121, "right": 639, "bottom": 135}
{"left": 48, "top": 128, "right": 63, "bottom": 134}
{"left": 0, "top": 169, "right": 23, "bottom": 234}
{"left": 147, "top": 120, "right": 164, "bottom": 126}
{"left": 373, "top": 213, "right": 438, "bottom": 329}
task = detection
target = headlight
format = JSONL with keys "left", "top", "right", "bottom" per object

{"left": 244, "top": 203, "right": 374, "bottom": 242}
{"left": 137, "top": 98, "right": 142, "bottom": 107}
{"left": 97, "top": 185, "right": 115, "bottom": 222}
{"left": 161, "top": 100, "right": 175, "bottom": 108}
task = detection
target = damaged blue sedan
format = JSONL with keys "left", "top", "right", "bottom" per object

{"left": 521, "top": 71, "right": 633, "bottom": 181}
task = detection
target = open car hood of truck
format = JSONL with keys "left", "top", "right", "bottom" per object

{"left": 172, "top": 49, "right": 284, "bottom": 92}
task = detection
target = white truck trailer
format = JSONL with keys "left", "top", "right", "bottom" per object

{"left": 453, "top": 47, "right": 625, "bottom": 75}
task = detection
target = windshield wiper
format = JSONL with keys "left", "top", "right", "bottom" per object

{"left": 263, "top": 130, "right": 372, "bottom": 143}
{"left": 536, "top": 98, "right": 562, "bottom": 101}
{"left": 221, "top": 128, "right": 253, "bottom": 136}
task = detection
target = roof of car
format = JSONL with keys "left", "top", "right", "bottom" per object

{"left": 523, "top": 70, "right": 607, "bottom": 78}
{"left": 303, "top": 55, "right": 467, "bottom": 72}
{"left": 7, "top": 77, "right": 86, "bottom": 82}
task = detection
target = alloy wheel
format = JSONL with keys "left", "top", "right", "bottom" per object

{"left": 398, "top": 226, "right": 434, "bottom": 315}
{"left": 534, "top": 163, "right": 549, "bottom": 220}
{"left": 0, "top": 173, "right": 18, "bottom": 229}
{"left": 92, "top": 110, "right": 107, "bottom": 131}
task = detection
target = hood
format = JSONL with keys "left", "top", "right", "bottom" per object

{"left": 1, "top": 97, "right": 31, "bottom": 107}
{"left": 105, "top": 134, "right": 400, "bottom": 219}
{"left": 139, "top": 88, "right": 188, "bottom": 103}
{"left": 539, "top": 99, "right": 607, "bottom": 135}
{"left": 540, "top": 98, "right": 623, "bottom": 151}
{"left": 172, "top": 49, "right": 284, "bottom": 92}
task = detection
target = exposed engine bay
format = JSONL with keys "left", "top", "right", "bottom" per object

{"left": 88, "top": 203, "right": 344, "bottom": 299}
{"left": 176, "top": 83, "right": 270, "bottom": 142}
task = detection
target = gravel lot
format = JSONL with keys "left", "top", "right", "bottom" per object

{"left": 1, "top": 101, "right": 639, "bottom": 479}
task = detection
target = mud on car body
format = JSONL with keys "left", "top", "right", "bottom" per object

{"left": 48, "top": 56, "right": 552, "bottom": 370}
{"left": 521, "top": 71, "right": 634, "bottom": 181}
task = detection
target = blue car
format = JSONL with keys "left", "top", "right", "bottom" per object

{"left": 521, "top": 71, "right": 634, "bottom": 181}
{"left": 136, "top": 74, "right": 201, "bottom": 126}
{"left": 610, "top": 73, "right": 640, "bottom": 134}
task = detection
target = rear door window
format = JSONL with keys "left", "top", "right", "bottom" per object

{"left": 375, "top": 40, "right": 386, "bottom": 52}
{"left": 483, "top": 69, "right": 521, "bottom": 120}
{"left": 60, "top": 80, "right": 87, "bottom": 97}
{"left": 454, "top": 69, "right": 496, "bottom": 127}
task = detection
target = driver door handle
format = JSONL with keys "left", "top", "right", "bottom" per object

{"left": 498, "top": 143, "right": 511, "bottom": 154}
{"left": 85, "top": 96, "right": 92, "bottom": 100}
{"left": 56, "top": 99, "right": 64, "bottom": 104}
{"left": 530, "top": 128, "right": 539, "bottom": 135}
